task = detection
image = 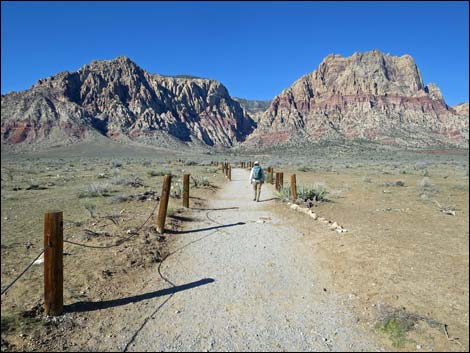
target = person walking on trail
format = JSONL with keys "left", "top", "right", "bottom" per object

{"left": 249, "top": 161, "right": 265, "bottom": 202}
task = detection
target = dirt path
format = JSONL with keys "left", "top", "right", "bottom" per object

{"left": 125, "top": 168, "right": 382, "bottom": 351}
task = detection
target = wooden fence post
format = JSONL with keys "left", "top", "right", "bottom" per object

{"left": 275, "top": 172, "right": 279, "bottom": 190}
{"left": 44, "top": 211, "right": 63, "bottom": 316}
{"left": 156, "top": 175, "right": 172, "bottom": 234}
{"left": 280, "top": 172, "right": 284, "bottom": 189}
{"left": 228, "top": 166, "right": 231, "bottom": 180}
{"left": 269, "top": 168, "right": 274, "bottom": 184}
{"left": 291, "top": 174, "right": 297, "bottom": 202}
{"left": 183, "top": 174, "right": 190, "bottom": 208}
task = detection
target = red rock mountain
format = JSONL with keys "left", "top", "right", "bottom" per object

{"left": 246, "top": 50, "right": 468, "bottom": 148}
{"left": 1, "top": 57, "right": 255, "bottom": 149}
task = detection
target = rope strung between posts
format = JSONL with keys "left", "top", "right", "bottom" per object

{"left": 1, "top": 247, "right": 48, "bottom": 296}
{"left": 1, "top": 200, "right": 159, "bottom": 295}
{"left": 63, "top": 201, "right": 160, "bottom": 249}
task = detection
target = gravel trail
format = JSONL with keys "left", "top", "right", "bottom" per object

{"left": 127, "top": 168, "right": 381, "bottom": 351}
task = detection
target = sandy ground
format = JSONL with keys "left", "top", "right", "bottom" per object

{"left": 269, "top": 163, "right": 469, "bottom": 352}
{"left": 3, "top": 156, "right": 466, "bottom": 352}
{"left": 124, "top": 168, "right": 383, "bottom": 351}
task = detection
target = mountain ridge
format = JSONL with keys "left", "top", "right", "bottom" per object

{"left": 2, "top": 52, "right": 468, "bottom": 151}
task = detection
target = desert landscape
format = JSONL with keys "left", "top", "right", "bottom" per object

{"left": 1, "top": 2, "right": 469, "bottom": 352}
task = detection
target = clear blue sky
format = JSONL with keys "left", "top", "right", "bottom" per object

{"left": 1, "top": 1, "right": 469, "bottom": 105}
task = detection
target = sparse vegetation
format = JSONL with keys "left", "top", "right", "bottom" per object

{"left": 376, "top": 318, "right": 408, "bottom": 347}
{"left": 147, "top": 170, "right": 167, "bottom": 177}
{"left": 111, "top": 160, "right": 122, "bottom": 168}
{"left": 79, "top": 183, "right": 111, "bottom": 198}
{"left": 81, "top": 201, "right": 97, "bottom": 218}
{"left": 191, "top": 176, "right": 211, "bottom": 188}
{"left": 418, "top": 177, "right": 432, "bottom": 189}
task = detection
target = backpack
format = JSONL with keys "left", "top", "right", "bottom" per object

{"left": 253, "top": 166, "right": 262, "bottom": 180}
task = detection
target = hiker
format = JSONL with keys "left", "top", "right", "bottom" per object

{"left": 249, "top": 161, "right": 265, "bottom": 202}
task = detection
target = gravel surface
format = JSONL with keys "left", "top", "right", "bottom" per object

{"left": 126, "top": 168, "right": 382, "bottom": 351}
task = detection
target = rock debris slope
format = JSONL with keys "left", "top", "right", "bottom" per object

{"left": 1, "top": 57, "right": 255, "bottom": 149}
{"left": 246, "top": 50, "right": 468, "bottom": 148}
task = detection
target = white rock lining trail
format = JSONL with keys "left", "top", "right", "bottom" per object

{"left": 123, "top": 168, "right": 380, "bottom": 352}
{"left": 287, "top": 203, "right": 349, "bottom": 234}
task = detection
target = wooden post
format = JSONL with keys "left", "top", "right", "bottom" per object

{"left": 44, "top": 211, "right": 63, "bottom": 316}
{"left": 183, "top": 174, "right": 190, "bottom": 208}
{"left": 269, "top": 168, "right": 274, "bottom": 184}
{"left": 291, "top": 174, "right": 297, "bottom": 202}
{"left": 275, "top": 172, "right": 279, "bottom": 191}
{"left": 156, "top": 175, "right": 172, "bottom": 234}
{"left": 228, "top": 166, "right": 231, "bottom": 180}
{"left": 280, "top": 172, "right": 284, "bottom": 189}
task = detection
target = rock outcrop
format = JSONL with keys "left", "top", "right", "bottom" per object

{"left": 453, "top": 103, "right": 469, "bottom": 117}
{"left": 246, "top": 50, "right": 468, "bottom": 148}
{"left": 233, "top": 97, "right": 271, "bottom": 122}
{"left": 1, "top": 56, "right": 255, "bottom": 149}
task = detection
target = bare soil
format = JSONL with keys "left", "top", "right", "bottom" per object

{"left": 271, "top": 162, "right": 469, "bottom": 351}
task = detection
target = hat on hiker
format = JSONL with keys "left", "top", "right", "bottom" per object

{"left": 254, "top": 161, "right": 259, "bottom": 165}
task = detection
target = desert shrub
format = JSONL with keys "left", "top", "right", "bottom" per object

{"left": 414, "top": 161, "right": 429, "bottom": 170}
{"left": 111, "top": 176, "right": 128, "bottom": 185}
{"left": 79, "top": 183, "right": 111, "bottom": 198}
{"left": 276, "top": 183, "right": 329, "bottom": 203}
{"left": 81, "top": 201, "right": 97, "bottom": 218}
{"left": 363, "top": 177, "right": 373, "bottom": 183}
{"left": 184, "top": 160, "right": 197, "bottom": 166}
{"left": 108, "top": 194, "right": 129, "bottom": 204}
{"left": 171, "top": 182, "right": 182, "bottom": 198}
{"left": 297, "top": 165, "right": 312, "bottom": 172}
{"left": 298, "top": 183, "right": 329, "bottom": 202}
{"left": 206, "top": 168, "right": 218, "bottom": 174}
{"left": 142, "top": 160, "right": 152, "bottom": 167}
{"left": 27, "top": 179, "right": 41, "bottom": 189}
{"left": 111, "top": 160, "right": 122, "bottom": 168}
{"left": 192, "top": 176, "right": 210, "bottom": 188}
{"left": 420, "top": 169, "right": 430, "bottom": 177}
{"left": 418, "top": 177, "right": 432, "bottom": 189}
{"left": 147, "top": 170, "right": 167, "bottom": 177}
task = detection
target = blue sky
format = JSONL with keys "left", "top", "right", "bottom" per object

{"left": 1, "top": 1, "right": 469, "bottom": 105}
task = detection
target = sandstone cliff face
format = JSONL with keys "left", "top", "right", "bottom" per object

{"left": 247, "top": 50, "right": 468, "bottom": 147}
{"left": 233, "top": 97, "right": 271, "bottom": 122}
{"left": 1, "top": 56, "right": 255, "bottom": 148}
{"left": 453, "top": 103, "right": 469, "bottom": 117}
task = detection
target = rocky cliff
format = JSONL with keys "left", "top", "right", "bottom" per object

{"left": 246, "top": 50, "right": 468, "bottom": 148}
{"left": 233, "top": 97, "right": 271, "bottom": 122}
{"left": 1, "top": 57, "right": 255, "bottom": 149}
{"left": 453, "top": 103, "right": 469, "bottom": 117}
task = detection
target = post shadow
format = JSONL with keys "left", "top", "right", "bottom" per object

{"left": 166, "top": 222, "right": 245, "bottom": 234}
{"left": 190, "top": 207, "right": 239, "bottom": 211}
{"left": 65, "top": 278, "right": 215, "bottom": 313}
{"left": 257, "top": 198, "right": 277, "bottom": 203}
